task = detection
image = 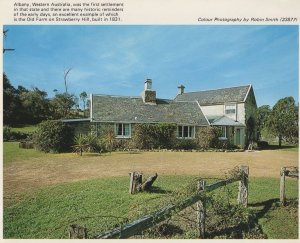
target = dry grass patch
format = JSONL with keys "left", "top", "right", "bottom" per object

{"left": 4, "top": 148, "right": 298, "bottom": 201}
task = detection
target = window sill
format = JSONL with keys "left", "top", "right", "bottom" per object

{"left": 116, "top": 136, "right": 131, "bottom": 139}
{"left": 177, "top": 137, "right": 195, "bottom": 140}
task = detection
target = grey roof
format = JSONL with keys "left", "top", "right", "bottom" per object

{"left": 62, "top": 118, "right": 91, "bottom": 123}
{"left": 91, "top": 95, "right": 209, "bottom": 125}
{"left": 175, "top": 85, "right": 251, "bottom": 105}
{"left": 207, "top": 116, "right": 245, "bottom": 126}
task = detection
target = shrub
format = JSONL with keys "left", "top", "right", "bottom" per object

{"left": 196, "top": 126, "right": 236, "bottom": 150}
{"left": 73, "top": 134, "right": 87, "bottom": 156}
{"left": 174, "top": 139, "right": 197, "bottom": 150}
{"left": 196, "top": 127, "right": 221, "bottom": 149}
{"left": 85, "top": 133, "right": 100, "bottom": 152}
{"left": 3, "top": 126, "right": 11, "bottom": 141}
{"left": 132, "top": 123, "right": 177, "bottom": 149}
{"left": 33, "top": 120, "right": 74, "bottom": 153}
{"left": 102, "top": 127, "right": 115, "bottom": 153}
{"left": 216, "top": 139, "right": 236, "bottom": 150}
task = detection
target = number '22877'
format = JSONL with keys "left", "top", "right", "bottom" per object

{"left": 280, "top": 17, "right": 297, "bottom": 22}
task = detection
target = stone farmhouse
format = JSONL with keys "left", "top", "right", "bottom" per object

{"left": 67, "top": 79, "right": 257, "bottom": 148}
{"left": 64, "top": 79, "right": 257, "bottom": 148}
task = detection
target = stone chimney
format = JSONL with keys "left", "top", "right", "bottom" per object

{"left": 177, "top": 84, "right": 185, "bottom": 95}
{"left": 141, "top": 79, "right": 156, "bottom": 104}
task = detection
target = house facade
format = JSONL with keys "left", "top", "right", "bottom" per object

{"left": 84, "top": 79, "right": 257, "bottom": 148}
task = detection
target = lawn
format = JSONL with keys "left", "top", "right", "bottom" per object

{"left": 3, "top": 142, "right": 299, "bottom": 239}
{"left": 10, "top": 125, "right": 37, "bottom": 134}
{"left": 3, "top": 176, "right": 298, "bottom": 239}
{"left": 3, "top": 142, "right": 50, "bottom": 165}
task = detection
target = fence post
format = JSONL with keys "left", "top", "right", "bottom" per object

{"left": 69, "top": 224, "right": 87, "bottom": 239}
{"left": 280, "top": 167, "right": 286, "bottom": 206}
{"left": 197, "top": 180, "right": 206, "bottom": 239}
{"left": 129, "top": 172, "right": 143, "bottom": 194}
{"left": 238, "top": 165, "right": 249, "bottom": 207}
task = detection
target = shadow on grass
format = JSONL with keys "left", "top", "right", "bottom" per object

{"left": 249, "top": 198, "right": 280, "bottom": 219}
{"left": 206, "top": 222, "right": 264, "bottom": 239}
{"left": 147, "top": 186, "right": 172, "bottom": 194}
{"left": 261, "top": 145, "right": 298, "bottom": 151}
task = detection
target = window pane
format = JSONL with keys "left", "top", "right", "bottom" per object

{"left": 178, "top": 126, "right": 183, "bottom": 137}
{"left": 183, "top": 126, "right": 189, "bottom": 137}
{"left": 221, "top": 126, "right": 226, "bottom": 137}
{"left": 123, "top": 124, "right": 130, "bottom": 136}
{"left": 225, "top": 104, "right": 236, "bottom": 114}
{"left": 189, "top": 126, "right": 194, "bottom": 138}
{"left": 117, "top": 124, "right": 123, "bottom": 135}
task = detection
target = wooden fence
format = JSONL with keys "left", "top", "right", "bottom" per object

{"left": 69, "top": 165, "right": 249, "bottom": 239}
{"left": 280, "top": 166, "right": 298, "bottom": 206}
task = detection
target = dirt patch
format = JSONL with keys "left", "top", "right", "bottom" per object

{"left": 3, "top": 150, "right": 298, "bottom": 203}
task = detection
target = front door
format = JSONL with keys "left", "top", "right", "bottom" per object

{"left": 236, "top": 128, "right": 241, "bottom": 145}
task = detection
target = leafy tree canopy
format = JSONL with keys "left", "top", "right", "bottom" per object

{"left": 256, "top": 105, "right": 271, "bottom": 139}
{"left": 266, "top": 97, "right": 298, "bottom": 146}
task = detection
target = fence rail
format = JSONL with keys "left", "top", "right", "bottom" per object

{"left": 91, "top": 165, "right": 249, "bottom": 239}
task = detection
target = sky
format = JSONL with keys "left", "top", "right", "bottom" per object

{"left": 3, "top": 25, "right": 299, "bottom": 107}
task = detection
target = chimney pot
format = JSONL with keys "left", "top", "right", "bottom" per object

{"left": 144, "top": 78, "right": 152, "bottom": 90}
{"left": 178, "top": 84, "right": 185, "bottom": 95}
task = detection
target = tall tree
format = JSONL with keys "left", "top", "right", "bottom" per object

{"left": 256, "top": 105, "right": 271, "bottom": 139}
{"left": 50, "top": 92, "right": 76, "bottom": 119}
{"left": 20, "top": 87, "right": 50, "bottom": 124}
{"left": 86, "top": 99, "right": 91, "bottom": 118}
{"left": 3, "top": 73, "right": 21, "bottom": 125}
{"left": 266, "top": 97, "right": 298, "bottom": 147}
{"left": 80, "top": 91, "right": 88, "bottom": 116}
{"left": 63, "top": 68, "right": 72, "bottom": 94}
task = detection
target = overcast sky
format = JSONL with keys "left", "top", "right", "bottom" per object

{"left": 3, "top": 25, "right": 299, "bottom": 107}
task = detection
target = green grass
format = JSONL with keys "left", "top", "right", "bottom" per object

{"left": 3, "top": 142, "right": 49, "bottom": 165}
{"left": 3, "top": 175, "right": 195, "bottom": 239}
{"left": 10, "top": 125, "right": 37, "bottom": 133}
{"left": 248, "top": 178, "right": 298, "bottom": 239}
{"left": 3, "top": 176, "right": 298, "bottom": 239}
{"left": 266, "top": 142, "right": 298, "bottom": 152}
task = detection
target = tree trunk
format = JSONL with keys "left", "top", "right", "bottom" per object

{"left": 279, "top": 134, "right": 282, "bottom": 147}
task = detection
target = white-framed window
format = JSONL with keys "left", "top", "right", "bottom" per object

{"left": 225, "top": 104, "right": 236, "bottom": 114}
{"left": 177, "top": 125, "right": 195, "bottom": 139}
{"left": 115, "top": 123, "right": 131, "bottom": 138}
{"left": 219, "top": 126, "right": 228, "bottom": 140}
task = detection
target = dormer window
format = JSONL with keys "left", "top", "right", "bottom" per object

{"left": 225, "top": 104, "right": 236, "bottom": 114}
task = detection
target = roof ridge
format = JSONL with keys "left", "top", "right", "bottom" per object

{"left": 93, "top": 94, "right": 141, "bottom": 99}
{"left": 183, "top": 84, "right": 251, "bottom": 94}
{"left": 173, "top": 100, "right": 198, "bottom": 103}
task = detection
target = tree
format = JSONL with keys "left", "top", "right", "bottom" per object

{"left": 19, "top": 87, "right": 50, "bottom": 124}
{"left": 50, "top": 92, "right": 76, "bottom": 119}
{"left": 86, "top": 99, "right": 91, "bottom": 117}
{"left": 246, "top": 116, "right": 256, "bottom": 144}
{"left": 266, "top": 97, "right": 298, "bottom": 147}
{"left": 80, "top": 91, "right": 88, "bottom": 116}
{"left": 3, "top": 73, "right": 22, "bottom": 125}
{"left": 63, "top": 68, "right": 72, "bottom": 94}
{"left": 256, "top": 105, "right": 271, "bottom": 140}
